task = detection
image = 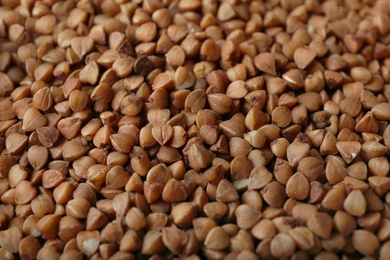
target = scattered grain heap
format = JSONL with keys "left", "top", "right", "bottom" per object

{"left": 1, "top": 0, "right": 390, "bottom": 259}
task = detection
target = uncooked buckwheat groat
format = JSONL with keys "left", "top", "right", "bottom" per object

{"left": 1, "top": 0, "right": 390, "bottom": 259}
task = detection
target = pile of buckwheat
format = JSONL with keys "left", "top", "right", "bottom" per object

{"left": 1, "top": 0, "right": 390, "bottom": 259}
